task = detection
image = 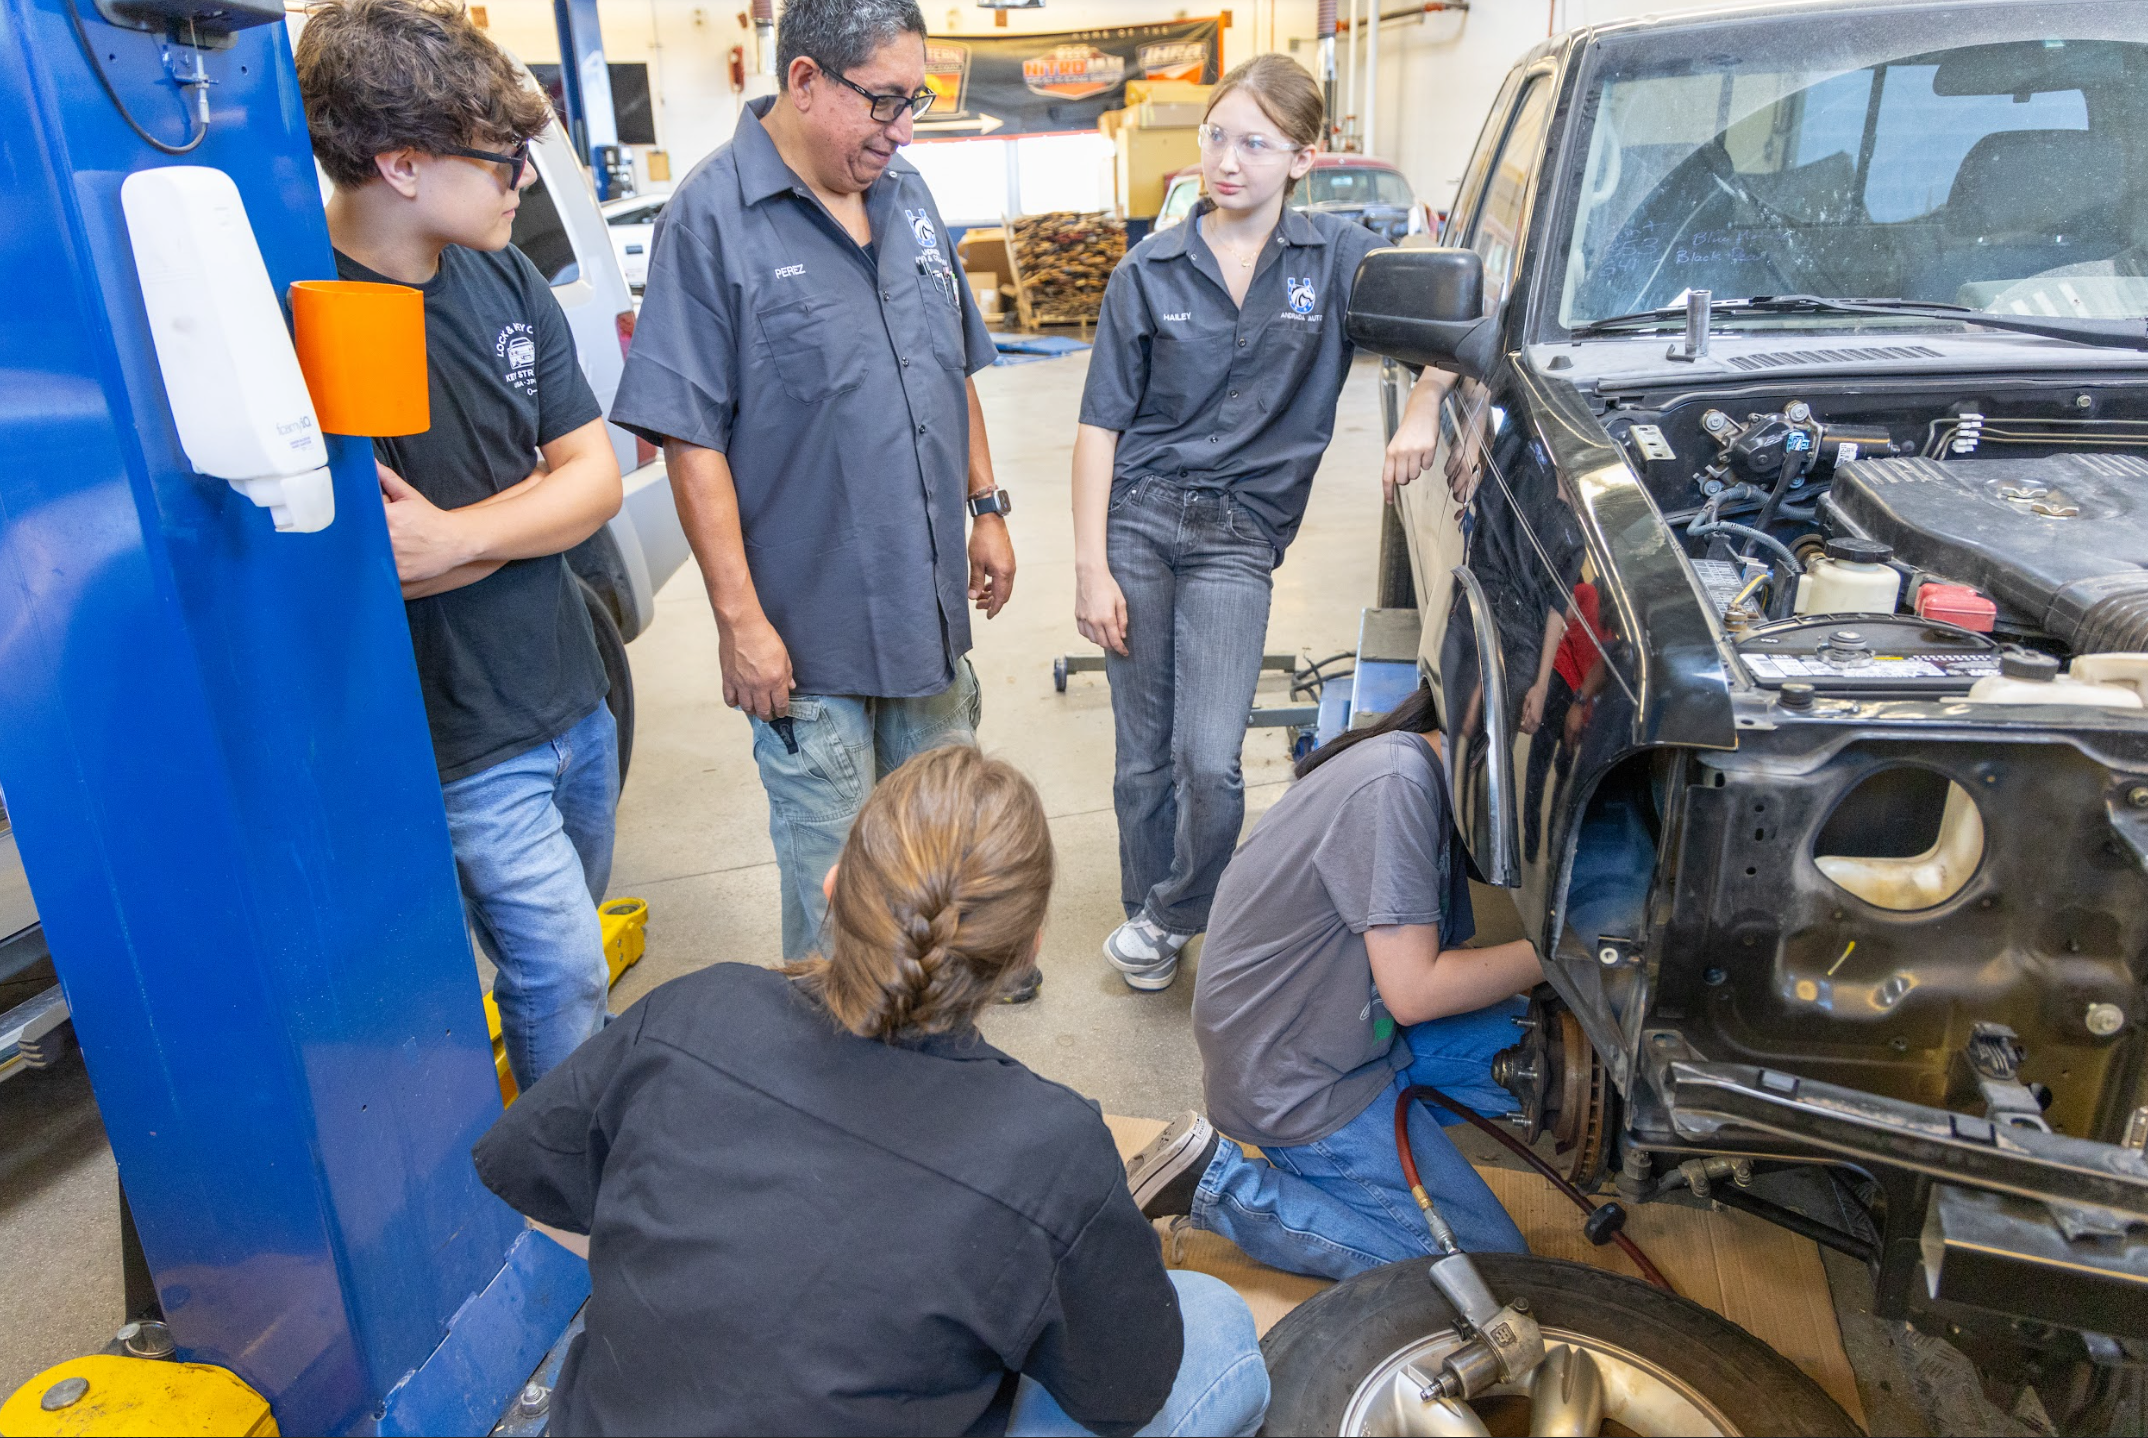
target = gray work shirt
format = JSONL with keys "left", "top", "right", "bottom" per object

{"left": 610, "top": 98, "right": 998, "bottom": 698}
{"left": 1191, "top": 733, "right": 1475, "bottom": 1149}
{"left": 1078, "top": 203, "right": 1387, "bottom": 558}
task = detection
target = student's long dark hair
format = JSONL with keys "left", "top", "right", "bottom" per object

{"left": 1293, "top": 684, "right": 1439, "bottom": 780}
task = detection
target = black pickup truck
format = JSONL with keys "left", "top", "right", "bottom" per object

{"left": 1262, "top": 3, "right": 2148, "bottom": 1433}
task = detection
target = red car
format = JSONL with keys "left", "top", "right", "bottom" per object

{"left": 1153, "top": 152, "right": 1441, "bottom": 242}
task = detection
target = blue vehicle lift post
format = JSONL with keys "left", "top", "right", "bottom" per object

{"left": 0, "top": 4, "right": 584, "bottom": 1431}
{"left": 552, "top": 0, "right": 619, "bottom": 197}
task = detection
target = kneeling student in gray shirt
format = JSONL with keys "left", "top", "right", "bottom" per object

{"left": 1124, "top": 687, "right": 1544, "bottom": 1279}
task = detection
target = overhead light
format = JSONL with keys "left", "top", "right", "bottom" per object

{"left": 977, "top": 0, "right": 1045, "bottom": 9}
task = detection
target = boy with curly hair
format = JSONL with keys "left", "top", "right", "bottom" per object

{"left": 297, "top": 0, "right": 624, "bottom": 1088}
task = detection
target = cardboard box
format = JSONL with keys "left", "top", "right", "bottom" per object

{"left": 957, "top": 229, "right": 1013, "bottom": 294}
{"left": 1124, "top": 79, "right": 1212, "bottom": 108}
{"left": 1116, "top": 125, "right": 1202, "bottom": 219}
{"left": 1136, "top": 101, "right": 1207, "bottom": 129}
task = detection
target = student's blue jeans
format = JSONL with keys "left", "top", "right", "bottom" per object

{"left": 1191, "top": 1000, "right": 1531, "bottom": 1280}
{"left": 1006, "top": 1271, "right": 1270, "bottom": 1437}
{"left": 1104, "top": 479, "right": 1278, "bottom": 938}
{"left": 441, "top": 703, "right": 618, "bottom": 1091}
{"left": 749, "top": 658, "right": 982, "bottom": 960}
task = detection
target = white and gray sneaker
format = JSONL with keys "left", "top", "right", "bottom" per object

{"left": 1103, "top": 915, "right": 1192, "bottom": 991}
{"left": 1126, "top": 1111, "right": 1220, "bottom": 1219}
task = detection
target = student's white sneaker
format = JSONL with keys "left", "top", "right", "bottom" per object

{"left": 1103, "top": 915, "right": 1192, "bottom": 991}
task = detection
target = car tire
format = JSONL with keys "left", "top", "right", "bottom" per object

{"left": 1259, "top": 1252, "right": 1854, "bottom": 1437}
{"left": 580, "top": 581, "right": 635, "bottom": 787}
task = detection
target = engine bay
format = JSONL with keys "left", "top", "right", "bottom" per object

{"left": 1600, "top": 381, "right": 2148, "bottom": 697}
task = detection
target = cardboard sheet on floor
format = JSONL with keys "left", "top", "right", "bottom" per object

{"left": 1104, "top": 1115, "right": 1864, "bottom": 1427}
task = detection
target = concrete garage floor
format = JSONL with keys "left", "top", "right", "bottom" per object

{"left": 0, "top": 353, "right": 2029, "bottom": 1432}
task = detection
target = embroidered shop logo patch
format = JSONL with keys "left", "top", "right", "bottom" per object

{"left": 907, "top": 208, "right": 938, "bottom": 251}
{"left": 1286, "top": 276, "right": 1317, "bottom": 316}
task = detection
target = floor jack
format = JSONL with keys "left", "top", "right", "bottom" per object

{"left": 1053, "top": 607, "right": 1425, "bottom": 759}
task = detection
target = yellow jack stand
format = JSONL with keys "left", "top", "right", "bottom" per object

{"left": 0, "top": 1355, "right": 276, "bottom": 1436}
{"left": 485, "top": 897, "right": 648, "bottom": 1104}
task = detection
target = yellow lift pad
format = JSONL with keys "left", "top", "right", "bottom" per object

{"left": 485, "top": 897, "right": 647, "bottom": 1104}
{"left": 0, "top": 1355, "right": 275, "bottom": 1436}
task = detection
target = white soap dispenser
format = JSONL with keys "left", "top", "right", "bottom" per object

{"left": 120, "top": 166, "right": 335, "bottom": 534}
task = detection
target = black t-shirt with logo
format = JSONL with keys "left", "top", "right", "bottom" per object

{"left": 337, "top": 244, "right": 608, "bottom": 782}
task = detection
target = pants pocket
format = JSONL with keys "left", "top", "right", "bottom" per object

{"left": 753, "top": 697, "right": 868, "bottom": 820}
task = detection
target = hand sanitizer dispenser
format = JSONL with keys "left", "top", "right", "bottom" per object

{"left": 120, "top": 166, "right": 335, "bottom": 534}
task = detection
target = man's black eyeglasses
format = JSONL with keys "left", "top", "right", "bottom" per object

{"left": 821, "top": 66, "right": 936, "bottom": 123}
{"left": 445, "top": 139, "right": 533, "bottom": 190}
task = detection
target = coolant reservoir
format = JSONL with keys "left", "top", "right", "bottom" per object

{"left": 1967, "top": 649, "right": 2145, "bottom": 709}
{"left": 2065, "top": 654, "right": 2148, "bottom": 707}
{"left": 1794, "top": 537, "right": 1902, "bottom": 616}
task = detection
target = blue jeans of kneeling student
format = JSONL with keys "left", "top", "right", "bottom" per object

{"left": 1190, "top": 1000, "right": 1532, "bottom": 1280}
{"left": 1007, "top": 1271, "right": 1270, "bottom": 1437}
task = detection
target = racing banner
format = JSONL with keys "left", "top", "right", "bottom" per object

{"left": 919, "top": 20, "right": 1221, "bottom": 138}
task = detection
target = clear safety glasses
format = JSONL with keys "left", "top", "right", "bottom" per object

{"left": 1196, "top": 123, "right": 1301, "bottom": 165}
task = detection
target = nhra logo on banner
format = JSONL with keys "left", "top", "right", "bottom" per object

{"left": 1137, "top": 40, "right": 1208, "bottom": 82}
{"left": 924, "top": 41, "right": 971, "bottom": 116}
{"left": 1022, "top": 44, "right": 1127, "bottom": 100}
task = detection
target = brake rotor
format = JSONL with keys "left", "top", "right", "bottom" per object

{"left": 1492, "top": 991, "right": 1617, "bottom": 1189}
{"left": 1549, "top": 1010, "right": 1615, "bottom": 1191}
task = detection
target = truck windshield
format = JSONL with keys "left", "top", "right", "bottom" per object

{"left": 1554, "top": 13, "right": 2148, "bottom": 331}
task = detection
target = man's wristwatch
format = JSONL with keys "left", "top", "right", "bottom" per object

{"left": 968, "top": 488, "right": 1013, "bottom": 519}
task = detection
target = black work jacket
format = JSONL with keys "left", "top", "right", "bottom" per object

{"left": 473, "top": 964, "right": 1182, "bottom": 1436}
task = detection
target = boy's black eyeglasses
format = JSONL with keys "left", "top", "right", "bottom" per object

{"left": 821, "top": 66, "right": 936, "bottom": 123}
{"left": 445, "top": 139, "right": 533, "bottom": 190}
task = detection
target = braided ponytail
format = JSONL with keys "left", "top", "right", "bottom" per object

{"left": 786, "top": 746, "right": 1054, "bottom": 1041}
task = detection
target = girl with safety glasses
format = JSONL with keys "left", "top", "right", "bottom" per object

{"left": 1072, "top": 54, "right": 1450, "bottom": 990}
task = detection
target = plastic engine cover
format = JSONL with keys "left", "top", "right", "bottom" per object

{"left": 1831, "top": 453, "right": 2148, "bottom": 651}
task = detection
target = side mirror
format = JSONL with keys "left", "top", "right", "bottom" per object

{"left": 1346, "top": 247, "right": 1499, "bottom": 381}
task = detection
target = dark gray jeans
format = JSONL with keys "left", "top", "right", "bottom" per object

{"left": 1106, "top": 478, "right": 1278, "bottom": 937}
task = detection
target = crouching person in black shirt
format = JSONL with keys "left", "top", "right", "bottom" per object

{"left": 473, "top": 746, "right": 1271, "bottom": 1437}
{"left": 297, "top": 1, "right": 624, "bottom": 1090}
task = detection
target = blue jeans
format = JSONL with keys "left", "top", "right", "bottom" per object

{"left": 1192, "top": 1000, "right": 1531, "bottom": 1280}
{"left": 1105, "top": 480, "right": 1277, "bottom": 937}
{"left": 441, "top": 703, "right": 618, "bottom": 1091}
{"left": 750, "top": 658, "right": 982, "bottom": 960}
{"left": 1006, "top": 1271, "right": 1270, "bottom": 1438}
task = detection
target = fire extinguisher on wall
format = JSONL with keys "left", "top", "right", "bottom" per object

{"left": 728, "top": 45, "right": 745, "bottom": 93}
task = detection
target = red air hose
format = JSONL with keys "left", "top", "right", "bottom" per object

{"left": 1395, "top": 1084, "right": 1675, "bottom": 1293}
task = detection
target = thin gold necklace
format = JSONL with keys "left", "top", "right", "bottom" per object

{"left": 1204, "top": 219, "right": 1266, "bottom": 270}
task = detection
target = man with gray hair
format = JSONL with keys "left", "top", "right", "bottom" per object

{"left": 612, "top": 0, "right": 1022, "bottom": 971}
